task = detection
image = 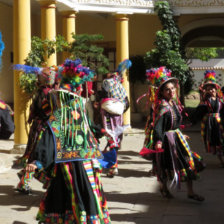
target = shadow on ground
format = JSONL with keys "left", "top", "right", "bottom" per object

{"left": 0, "top": 185, "right": 42, "bottom": 210}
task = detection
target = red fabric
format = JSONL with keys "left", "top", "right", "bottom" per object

{"left": 81, "top": 81, "right": 94, "bottom": 97}
{"left": 139, "top": 147, "right": 164, "bottom": 156}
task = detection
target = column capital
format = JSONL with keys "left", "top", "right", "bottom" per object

{"left": 61, "top": 10, "right": 77, "bottom": 18}
{"left": 115, "top": 14, "right": 129, "bottom": 21}
{"left": 38, "top": 0, "right": 56, "bottom": 8}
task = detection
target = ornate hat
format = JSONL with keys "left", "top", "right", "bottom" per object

{"left": 202, "top": 70, "right": 220, "bottom": 89}
{"left": 146, "top": 66, "right": 178, "bottom": 90}
{"left": 58, "top": 59, "right": 95, "bottom": 88}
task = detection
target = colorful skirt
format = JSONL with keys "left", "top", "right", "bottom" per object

{"left": 37, "top": 160, "right": 111, "bottom": 224}
{"left": 201, "top": 113, "right": 224, "bottom": 154}
{"left": 154, "top": 129, "right": 205, "bottom": 188}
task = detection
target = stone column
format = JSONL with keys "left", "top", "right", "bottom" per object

{"left": 39, "top": 0, "right": 57, "bottom": 66}
{"left": 115, "top": 14, "right": 130, "bottom": 126}
{"left": 13, "top": 0, "right": 31, "bottom": 149}
{"left": 62, "top": 11, "right": 76, "bottom": 61}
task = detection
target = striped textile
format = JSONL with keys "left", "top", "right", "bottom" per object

{"left": 175, "top": 129, "right": 195, "bottom": 170}
{"left": 201, "top": 113, "right": 224, "bottom": 153}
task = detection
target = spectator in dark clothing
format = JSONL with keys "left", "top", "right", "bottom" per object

{"left": 0, "top": 101, "right": 14, "bottom": 139}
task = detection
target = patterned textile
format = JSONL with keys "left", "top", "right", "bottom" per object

{"left": 48, "top": 90, "right": 102, "bottom": 163}
{"left": 163, "top": 129, "right": 203, "bottom": 188}
{"left": 102, "top": 76, "right": 127, "bottom": 106}
{"left": 201, "top": 113, "right": 224, "bottom": 153}
{"left": 149, "top": 100, "right": 204, "bottom": 188}
{"left": 175, "top": 129, "right": 196, "bottom": 171}
{"left": 17, "top": 169, "right": 51, "bottom": 191}
{"left": 16, "top": 171, "right": 35, "bottom": 192}
{"left": 37, "top": 162, "right": 111, "bottom": 224}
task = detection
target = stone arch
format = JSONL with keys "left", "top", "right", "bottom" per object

{"left": 180, "top": 18, "right": 224, "bottom": 47}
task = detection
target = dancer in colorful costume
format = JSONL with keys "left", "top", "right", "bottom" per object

{"left": 195, "top": 70, "right": 224, "bottom": 167}
{"left": 13, "top": 65, "right": 59, "bottom": 194}
{"left": 24, "top": 59, "right": 111, "bottom": 223}
{"left": 140, "top": 66, "right": 205, "bottom": 201}
{"left": 100, "top": 59, "right": 131, "bottom": 177}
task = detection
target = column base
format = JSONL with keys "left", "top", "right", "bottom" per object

{"left": 123, "top": 125, "right": 132, "bottom": 135}
{"left": 11, "top": 144, "right": 27, "bottom": 154}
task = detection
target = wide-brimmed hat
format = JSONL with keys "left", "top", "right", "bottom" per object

{"left": 202, "top": 70, "right": 220, "bottom": 89}
{"left": 146, "top": 66, "right": 178, "bottom": 91}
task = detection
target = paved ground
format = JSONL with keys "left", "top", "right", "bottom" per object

{"left": 0, "top": 124, "right": 224, "bottom": 224}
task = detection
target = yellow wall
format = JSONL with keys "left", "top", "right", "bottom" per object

{"left": 74, "top": 13, "right": 161, "bottom": 57}
{"left": 129, "top": 14, "right": 161, "bottom": 56}
{"left": 76, "top": 13, "right": 116, "bottom": 41}
{"left": 0, "top": 3, "right": 13, "bottom": 104}
{"left": 32, "top": 13, "right": 41, "bottom": 37}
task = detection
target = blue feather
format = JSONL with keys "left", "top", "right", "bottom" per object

{"left": 13, "top": 64, "right": 41, "bottom": 74}
{"left": 116, "top": 59, "right": 132, "bottom": 75}
{"left": 0, "top": 32, "right": 5, "bottom": 71}
{"left": 0, "top": 32, "right": 5, "bottom": 56}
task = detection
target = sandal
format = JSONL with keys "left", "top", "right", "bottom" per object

{"left": 188, "top": 194, "right": 205, "bottom": 202}
{"left": 15, "top": 187, "right": 32, "bottom": 195}
{"left": 106, "top": 168, "right": 118, "bottom": 178}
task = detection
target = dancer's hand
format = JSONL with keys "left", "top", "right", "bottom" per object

{"left": 25, "top": 164, "right": 37, "bottom": 172}
{"left": 184, "top": 135, "right": 190, "bottom": 140}
{"left": 155, "top": 142, "right": 162, "bottom": 150}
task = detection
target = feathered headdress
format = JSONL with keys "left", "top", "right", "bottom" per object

{"left": 116, "top": 59, "right": 132, "bottom": 77}
{"left": 146, "top": 66, "right": 178, "bottom": 103}
{"left": 13, "top": 64, "right": 41, "bottom": 74}
{"left": 146, "top": 66, "right": 176, "bottom": 88}
{"left": 0, "top": 32, "right": 5, "bottom": 71}
{"left": 107, "top": 59, "right": 132, "bottom": 82}
{"left": 13, "top": 64, "right": 57, "bottom": 87}
{"left": 58, "top": 59, "right": 95, "bottom": 88}
{"left": 202, "top": 70, "right": 220, "bottom": 89}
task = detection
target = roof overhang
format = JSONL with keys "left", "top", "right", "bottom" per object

{"left": 166, "top": 0, "right": 224, "bottom": 15}
{"left": 1, "top": 0, "right": 223, "bottom": 15}
{"left": 56, "top": 0, "right": 154, "bottom": 14}
{"left": 190, "top": 59, "right": 224, "bottom": 71}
